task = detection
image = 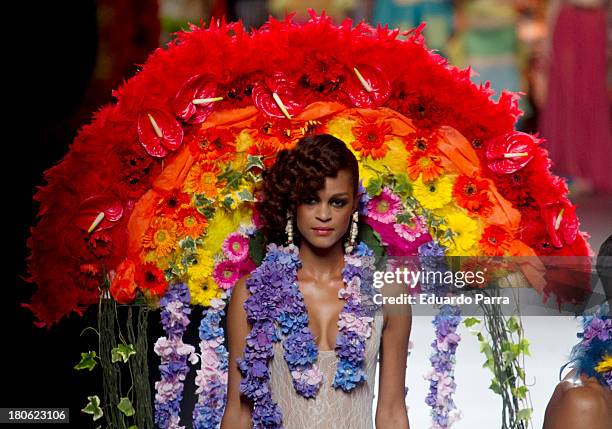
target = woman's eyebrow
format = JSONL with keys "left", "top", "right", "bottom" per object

{"left": 328, "top": 192, "right": 350, "bottom": 198}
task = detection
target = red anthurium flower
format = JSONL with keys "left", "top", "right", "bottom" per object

{"left": 251, "top": 72, "right": 305, "bottom": 119}
{"left": 137, "top": 108, "right": 184, "bottom": 158}
{"left": 343, "top": 64, "right": 391, "bottom": 108}
{"left": 486, "top": 132, "right": 539, "bottom": 174}
{"left": 73, "top": 194, "right": 124, "bottom": 234}
{"left": 542, "top": 200, "right": 578, "bottom": 248}
{"left": 173, "top": 74, "right": 221, "bottom": 124}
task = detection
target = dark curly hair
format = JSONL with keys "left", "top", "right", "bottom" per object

{"left": 257, "top": 134, "right": 359, "bottom": 245}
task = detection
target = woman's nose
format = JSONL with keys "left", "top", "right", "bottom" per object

{"left": 315, "top": 203, "right": 332, "bottom": 222}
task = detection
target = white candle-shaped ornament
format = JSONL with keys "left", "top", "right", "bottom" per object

{"left": 88, "top": 212, "right": 106, "bottom": 234}
{"left": 353, "top": 67, "right": 373, "bottom": 92}
{"left": 147, "top": 113, "right": 163, "bottom": 138}
{"left": 192, "top": 96, "right": 224, "bottom": 105}
{"left": 272, "top": 92, "right": 292, "bottom": 120}
{"left": 554, "top": 208, "right": 565, "bottom": 231}
{"left": 503, "top": 152, "right": 529, "bottom": 158}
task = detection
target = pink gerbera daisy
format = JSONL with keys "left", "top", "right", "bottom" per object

{"left": 222, "top": 232, "right": 249, "bottom": 262}
{"left": 366, "top": 187, "right": 402, "bottom": 224}
{"left": 212, "top": 260, "right": 240, "bottom": 290}
{"left": 394, "top": 215, "right": 428, "bottom": 242}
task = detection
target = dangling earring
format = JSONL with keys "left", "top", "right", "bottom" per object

{"left": 344, "top": 211, "right": 359, "bottom": 254}
{"left": 285, "top": 211, "right": 296, "bottom": 250}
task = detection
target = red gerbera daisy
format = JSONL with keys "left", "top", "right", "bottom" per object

{"left": 135, "top": 262, "right": 168, "bottom": 298}
{"left": 351, "top": 117, "right": 392, "bottom": 159}
{"left": 156, "top": 188, "right": 192, "bottom": 217}
{"left": 480, "top": 225, "right": 513, "bottom": 256}
{"left": 453, "top": 174, "right": 493, "bottom": 216}
{"left": 248, "top": 138, "right": 281, "bottom": 169}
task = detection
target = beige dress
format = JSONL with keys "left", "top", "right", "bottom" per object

{"left": 269, "top": 310, "right": 384, "bottom": 429}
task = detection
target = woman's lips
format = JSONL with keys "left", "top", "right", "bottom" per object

{"left": 312, "top": 227, "right": 333, "bottom": 236}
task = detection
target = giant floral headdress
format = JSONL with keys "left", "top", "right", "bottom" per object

{"left": 25, "top": 10, "right": 593, "bottom": 429}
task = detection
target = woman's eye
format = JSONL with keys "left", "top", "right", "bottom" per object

{"left": 331, "top": 199, "right": 348, "bottom": 207}
{"left": 304, "top": 198, "right": 318, "bottom": 205}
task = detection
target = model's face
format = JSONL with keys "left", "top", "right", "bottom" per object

{"left": 295, "top": 169, "right": 357, "bottom": 250}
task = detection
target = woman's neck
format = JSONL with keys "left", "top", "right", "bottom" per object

{"left": 298, "top": 240, "right": 345, "bottom": 282}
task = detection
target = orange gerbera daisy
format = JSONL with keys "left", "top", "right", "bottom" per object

{"left": 142, "top": 217, "right": 178, "bottom": 257}
{"left": 351, "top": 117, "right": 392, "bottom": 159}
{"left": 176, "top": 206, "right": 208, "bottom": 238}
{"left": 453, "top": 174, "right": 493, "bottom": 216}
{"left": 184, "top": 161, "right": 221, "bottom": 198}
{"left": 187, "top": 127, "right": 236, "bottom": 161}
{"left": 249, "top": 116, "right": 297, "bottom": 149}
{"left": 480, "top": 225, "right": 513, "bottom": 256}
{"left": 407, "top": 150, "right": 443, "bottom": 182}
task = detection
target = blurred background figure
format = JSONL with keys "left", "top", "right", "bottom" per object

{"left": 372, "top": 0, "right": 454, "bottom": 55}
{"left": 537, "top": 0, "right": 611, "bottom": 196}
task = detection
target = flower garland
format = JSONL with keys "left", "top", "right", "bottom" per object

{"left": 419, "top": 242, "right": 462, "bottom": 428}
{"left": 153, "top": 282, "right": 197, "bottom": 429}
{"left": 425, "top": 305, "right": 462, "bottom": 429}
{"left": 561, "top": 303, "right": 612, "bottom": 389}
{"left": 193, "top": 297, "right": 228, "bottom": 428}
{"left": 238, "top": 240, "right": 379, "bottom": 427}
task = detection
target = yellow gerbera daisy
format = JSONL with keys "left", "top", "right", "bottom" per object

{"left": 203, "top": 206, "right": 252, "bottom": 256}
{"left": 190, "top": 277, "right": 222, "bottom": 307}
{"left": 186, "top": 247, "right": 214, "bottom": 282}
{"left": 413, "top": 175, "right": 455, "bottom": 210}
{"left": 438, "top": 207, "right": 482, "bottom": 256}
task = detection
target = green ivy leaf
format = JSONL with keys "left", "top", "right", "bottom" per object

{"left": 512, "top": 385, "right": 529, "bottom": 400}
{"left": 507, "top": 316, "right": 521, "bottom": 333}
{"left": 111, "top": 344, "right": 136, "bottom": 364}
{"left": 74, "top": 351, "right": 97, "bottom": 371}
{"left": 517, "top": 408, "right": 532, "bottom": 421}
{"left": 179, "top": 237, "right": 197, "bottom": 251}
{"left": 356, "top": 223, "right": 387, "bottom": 271}
{"left": 218, "top": 170, "right": 242, "bottom": 190}
{"left": 222, "top": 195, "right": 235, "bottom": 209}
{"left": 117, "top": 397, "right": 135, "bottom": 417}
{"left": 518, "top": 338, "right": 531, "bottom": 356}
{"left": 366, "top": 176, "right": 383, "bottom": 197}
{"left": 463, "top": 317, "right": 481, "bottom": 328}
{"left": 245, "top": 155, "right": 264, "bottom": 171}
{"left": 82, "top": 395, "right": 103, "bottom": 421}
{"left": 128, "top": 426, "right": 138, "bottom": 429}
{"left": 396, "top": 212, "right": 413, "bottom": 224}
{"left": 394, "top": 173, "right": 412, "bottom": 195}
{"left": 489, "top": 380, "right": 502, "bottom": 395}
{"left": 236, "top": 188, "right": 255, "bottom": 202}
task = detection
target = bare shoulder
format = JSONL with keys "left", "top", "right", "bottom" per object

{"left": 226, "top": 274, "right": 253, "bottom": 324}
{"left": 544, "top": 378, "right": 611, "bottom": 429}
